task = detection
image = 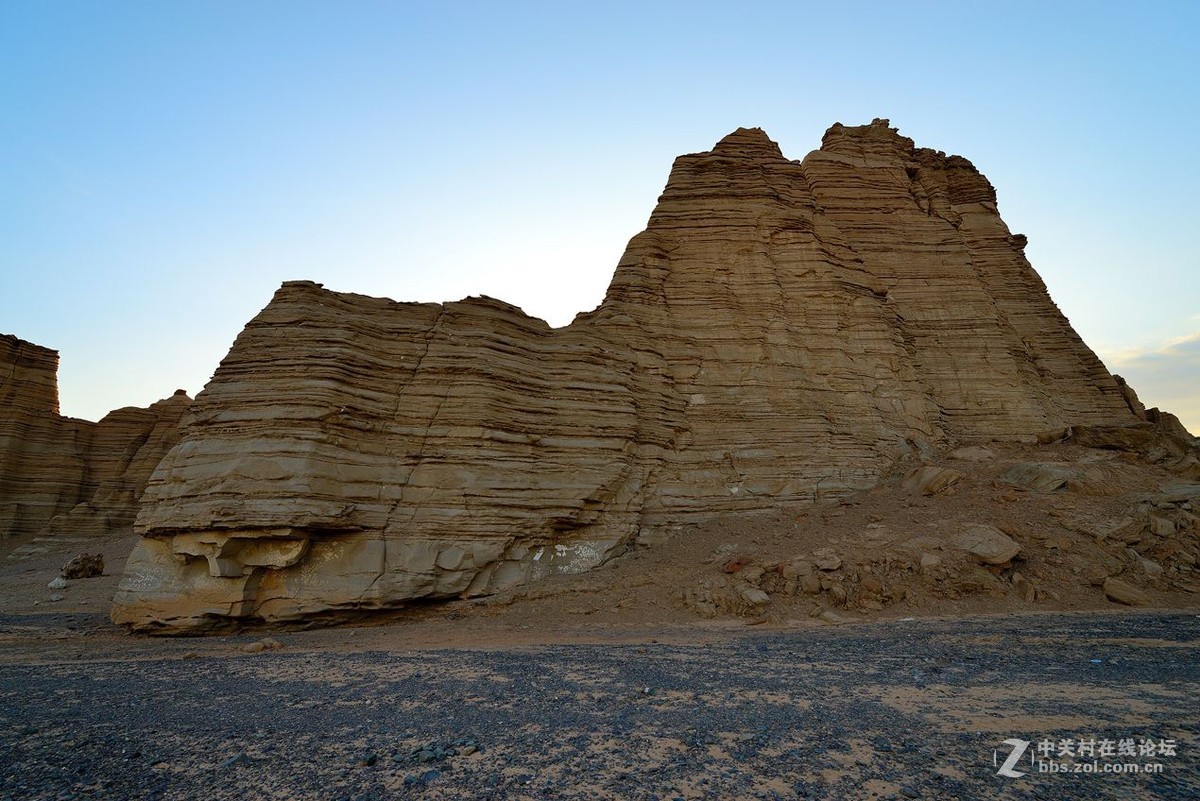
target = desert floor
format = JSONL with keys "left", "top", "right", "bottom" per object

{"left": 1, "top": 608, "right": 1197, "bottom": 801}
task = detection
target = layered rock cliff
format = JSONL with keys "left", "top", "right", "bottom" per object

{"left": 0, "top": 334, "right": 191, "bottom": 546}
{"left": 112, "top": 119, "right": 1151, "bottom": 632}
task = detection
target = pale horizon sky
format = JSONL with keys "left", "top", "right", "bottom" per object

{"left": 2, "top": 1, "right": 1197, "bottom": 433}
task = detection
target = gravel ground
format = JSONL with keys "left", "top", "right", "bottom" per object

{"left": 1, "top": 612, "right": 1197, "bottom": 800}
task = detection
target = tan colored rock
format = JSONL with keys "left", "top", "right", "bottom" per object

{"left": 812, "top": 548, "right": 842, "bottom": 571}
{"left": 61, "top": 553, "right": 103, "bottom": 579}
{"left": 817, "top": 609, "right": 855, "bottom": 625}
{"left": 1001, "top": 463, "right": 1078, "bottom": 492}
{"left": 1, "top": 335, "right": 191, "bottom": 542}
{"left": 1068, "top": 423, "right": 1178, "bottom": 455}
{"left": 903, "top": 465, "right": 964, "bottom": 495}
{"left": 1104, "top": 518, "right": 1146, "bottom": 545}
{"left": 1011, "top": 572, "right": 1036, "bottom": 602}
{"left": 948, "top": 446, "right": 996, "bottom": 462}
{"left": 1, "top": 336, "right": 87, "bottom": 540}
{"left": 1149, "top": 515, "right": 1177, "bottom": 538}
{"left": 1103, "top": 577, "right": 1151, "bottom": 607}
{"left": 737, "top": 585, "right": 771, "bottom": 607}
{"left": 953, "top": 524, "right": 1021, "bottom": 565}
{"left": 110, "top": 121, "right": 1156, "bottom": 632}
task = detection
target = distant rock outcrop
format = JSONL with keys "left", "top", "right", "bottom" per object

{"left": 112, "top": 120, "right": 1178, "bottom": 632}
{"left": 0, "top": 334, "right": 191, "bottom": 549}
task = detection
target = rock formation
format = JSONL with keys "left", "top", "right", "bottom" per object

{"left": 111, "top": 119, "right": 1187, "bottom": 632}
{"left": 0, "top": 334, "right": 191, "bottom": 550}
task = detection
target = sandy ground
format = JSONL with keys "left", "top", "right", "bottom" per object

{"left": 0, "top": 610, "right": 1196, "bottom": 800}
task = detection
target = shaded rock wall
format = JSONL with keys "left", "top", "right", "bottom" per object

{"left": 0, "top": 334, "right": 191, "bottom": 544}
{"left": 113, "top": 120, "right": 1143, "bottom": 631}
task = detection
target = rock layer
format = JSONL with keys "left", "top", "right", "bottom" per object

{"left": 113, "top": 120, "right": 1152, "bottom": 632}
{"left": 0, "top": 334, "right": 191, "bottom": 547}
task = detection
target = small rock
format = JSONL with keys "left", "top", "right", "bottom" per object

{"left": 48, "top": 594, "right": 64, "bottom": 602}
{"left": 1105, "top": 518, "right": 1146, "bottom": 544}
{"left": 460, "top": 745, "right": 477, "bottom": 756}
{"left": 860, "top": 576, "right": 883, "bottom": 595}
{"left": 1011, "top": 572, "right": 1036, "bottom": 602}
{"left": 904, "top": 465, "right": 964, "bottom": 495}
{"left": 722, "top": 555, "right": 754, "bottom": 573}
{"left": 948, "top": 445, "right": 995, "bottom": 462}
{"left": 799, "top": 574, "right": 822, "bottom": 595}
{"left": 241, "top": 641, "right": 266, "bottom": 654}
{"left": 220, "top": 751, "right": 250, "bottom": 769}
{"left": 1103, "top": 577, "right": 1151, "bottom": 607}
{"left": 738, "top": 586, "right": 771, "bottom": 606}
{"left": 1001, "top": 463, "right": 1077, "bottom": 492}
{"left": 740, "top": 564, "right": 766, "bottom": 586}
{"left": 901, "top": 786, "right": 920, "bottom": 799}
{"left": 813, "top": 548, "right": 841, "bottom": 571}
{"left": 47, "top": 577, "right": 68, "bottom": 590}
{"left": 919, "top": 553, "right": 941, "bottom": 570}
{"left": 953, "top": 524, "right": 1020, "bottom": 565}
{"left": 61, "top": 553, "right": 104, "bottom": 579}
{"left": 259, "top": 637, "right": 284, "bottom": 650}
{"left": 1149, "top": 515, "right": 1177, "bottom": 538}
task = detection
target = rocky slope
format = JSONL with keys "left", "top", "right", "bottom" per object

{"left": 111, "top": 120, "right": 1195, "bottom": 632}
{"left": 0, "top": 334, "right": 191, "bottom": 554}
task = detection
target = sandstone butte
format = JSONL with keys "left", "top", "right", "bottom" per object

{"left": 0, "top": 334, "right": 191, "bottom": 551}
{"left": 5, "top": 119, "right": 1193, "bottom": 633}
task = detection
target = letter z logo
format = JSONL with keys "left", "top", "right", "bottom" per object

{"left": 995, "top": 738, "right": 1031, "bottom": 778}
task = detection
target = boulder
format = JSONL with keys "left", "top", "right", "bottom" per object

{"left": 1103, "top": 577, "right": 1152, "bottom": 607}
{"left": 61, "top": 553, "right": 104, "bottom": 579}
{"left": 812, "top": 548, "right": 842, "bottom": 571}
{"left": 953, "top": 524, "right": 1021, "bottom": 565}
{"left": 737, "top": 586, "right": 771, "bottom": 607}
{"left": 1011, "top": 572, "right": 1036, "bottom": 602}
{"left": 948, "top": 446, "right": 996, "bottom": 462}
{"left": 903, "top": 466, "right": 964, "bottom": 495}
{"left": 1001, "top": 463, "right": 1078, "bottom": 492}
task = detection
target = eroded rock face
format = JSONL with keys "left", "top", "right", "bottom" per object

{"left": 113, "top": 120, "right": 1149, "bottom": 632}
{"left": 0, "top": 334, "right": 192, "bottom": 546}
{"left": 1, "top": 336, "right": 87, "bottom": 539}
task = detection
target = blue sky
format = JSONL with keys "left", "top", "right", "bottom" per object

{"left": 2, "top": 1, "right": 1197, "bottom": 432}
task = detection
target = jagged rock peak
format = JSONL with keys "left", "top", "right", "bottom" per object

{"left": 821, "top": 117, "right": 918, "bottom": 159}
{"left": 818, "top": 118, "right": 997, "bottom": 205}
{"left": 708, "top": 126, "right": 785, "bottom": 160}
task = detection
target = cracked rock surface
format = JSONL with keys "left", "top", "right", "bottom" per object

{"left": 107, "top": 120, "right": 1182, "bottom": 632}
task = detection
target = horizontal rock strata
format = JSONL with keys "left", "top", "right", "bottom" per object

{"left": 0, "top": 334, "right": 191, "bottom": 549}
{"left": 113, "top": 120, "right": 1150, "bottom": 632}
